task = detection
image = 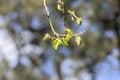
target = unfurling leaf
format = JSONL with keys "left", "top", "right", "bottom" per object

{"left": 65, "top": 28, "right": 73, "bottom": 34}
{"left": 65, "top": 28, "right": 73, "bottom": 41}
{"left": 65, "top": 34, "right": 72, "bottom": 41}
{"left": 75, "top": 36, "right": 82, "bottom": 45}
{"left": 76, "top": 18, "right": 82, "bottom": 25}
{"left": 61, "top": 40, "right": 68, "bottom": 46}
{"left": 43, "top": 33, "right": 51, "bottom": 41}
{"left": 52, "top": 38, "right": 61, "bottom": 50}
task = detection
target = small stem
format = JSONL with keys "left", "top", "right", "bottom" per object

{"left": 75, "top": 28, "right": 88, "bottom": 36}
{"left": 67, "top": 10, "right": 78, "bottom": 19}
{"left": 43, "top": 0, "right": 58, "bottom": 35}
{"left": 61, "top": 0, "right": 66, "bottom": 30}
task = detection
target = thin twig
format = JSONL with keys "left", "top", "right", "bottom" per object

{"left": 75, "top": 28, "right": 88, "bottom": 36}
{"left": 67, "top": 10, "right": 78, "bottom": 19}
{"left": 61, "top": 0, "right": 66, "bottom": 29}
{"left": 43, "top": 0, "right": 58, "bottom": 35}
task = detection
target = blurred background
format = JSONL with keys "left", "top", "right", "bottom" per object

{"left": 0, "top": 0, "right": 120, "bottom": 80}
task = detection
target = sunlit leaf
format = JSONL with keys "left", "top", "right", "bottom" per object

{"left": 43, "top": 33, "right": 51, "bottom": 41}
{"left": 76, "top": 18, "right": 82, "bottom": 25}
{"left": 52, "top": 38, "right": 61, "bottom": 50}
{"left": 61, "top": 40, "right": 68, "bottom": 46}
{"left": 65, "top": 34, "right": 72, "bottom": 41}
{"left": 65, "top": 28, "right": 73, "bottom": 34}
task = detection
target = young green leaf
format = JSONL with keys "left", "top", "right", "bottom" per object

{"left": 65, "top": 28, "right": 73, "bottom": 41}
{"left": 76, "top": 18, "right": 82, "bottom": 25}
{"left": 52, "top": 38, "right": 61, "bottom": 50}
{"left": 65, "top": 34, "right": 72, "bottom": 41}
{"left": 61, "top": 40, "right": 68, "bottom": 46}
{"left": 65, "top": 28, "right": 73, "bottom": 34}
{"left": 43, "top": 33, "right": 51, "bottom": 41}
{"left": 75, "top": 36, "right": 82, "bottom": 45}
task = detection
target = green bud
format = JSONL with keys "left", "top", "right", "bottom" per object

{"left": 57, "top": 4, "right": 62, "bottom": 11}
{"left": 71, "top": 16, "right": 75, "bottom": 21}
{"left": 75, "top": 36, "right": 82, "bottom": 45}
{"left": 76, "top": 18, "right": 82, "bottom": 25}
{"left": 43, "top": 33, "right": 51, "bottom": 41}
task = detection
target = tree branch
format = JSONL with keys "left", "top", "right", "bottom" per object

{"left": 67, "top": 10, "right": 78, "bottom": 19}
{"left": 43, "top": 0, "right": 58, "bottom": 35}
